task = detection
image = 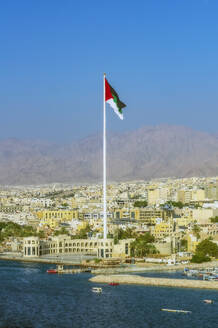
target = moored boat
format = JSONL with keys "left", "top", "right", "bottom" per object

{"left": 47, "top": 269, "right": 58, "bottom": 274}
{"left": 109, "top": 282, "right": 119, "bottom": 286}
{"left": 207, "top": 275, "right": 218, "bottom": 281}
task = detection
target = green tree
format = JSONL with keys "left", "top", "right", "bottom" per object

{"left": 191, "top": 253, "right": 211, "bottom": 263}
{"left": 130, "top": 233, "right": 157, "bottom": 257}
{"left": 114, "top": 228, "right": 136, "bottom": 244}
{"left": 191, "top": 238, "right": 218, "bottom": 263}
{"left": 0, "top": 222, "right": 38, "bottom": 242}
{"left": 180, "top": 239, "right": 188, "bottom": 251}
{"left": 210, "top": 216, "right": 218, "bottom": 223}
{"left": 164, "top": 201, "right": 184, "bottom": 209}
{"left": 195, "top": 239, "right": 218, "bottom": 257}
{"left": 133, "top": 201, "right": 148, "bottom": 208}
{"left": 54, "top": 227, "right": 69, "bottom": 236}
{"left": 38, "top": 230, "right": 46, "bottom": 238}
{"left": 192, "top": 224, "right": 201, "bottom": 240}
{"left": 61, "top": 203, "right": 68, "bottom": 207}
{"left": 72, "top": 224, "right": 92, "bottom": 239}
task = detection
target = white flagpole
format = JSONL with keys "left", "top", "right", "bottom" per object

{"left": 103, "top": 73, "right": 107, "bottom": 239}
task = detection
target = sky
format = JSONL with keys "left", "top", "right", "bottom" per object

{"left": 0, "top": 0, "right": 218, "bottom": 142}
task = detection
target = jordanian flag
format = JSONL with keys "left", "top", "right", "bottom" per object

{"left": 105, "top": 78, "right": 126, "bottom": 120}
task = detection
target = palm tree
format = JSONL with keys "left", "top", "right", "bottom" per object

{"left": 192, "top": 224, "right": 201, "bottom": 240}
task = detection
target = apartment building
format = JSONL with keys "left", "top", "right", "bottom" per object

{"left": 153, "top": 222, "right": 173, "bottom": 240}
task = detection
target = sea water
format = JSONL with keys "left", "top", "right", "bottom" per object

{"left": 0, "top": 260, "right": 218, "bottom": 328}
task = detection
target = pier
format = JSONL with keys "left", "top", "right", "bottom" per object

{"left": 90, "top": 274, "right": 218, "bottom": 289}
{"left": 55, "top": 265, "right": 91, "bottom": 274}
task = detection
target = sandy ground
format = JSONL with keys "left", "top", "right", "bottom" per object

{"left": 90, "top": 274, "right": 218, "bottom": 289}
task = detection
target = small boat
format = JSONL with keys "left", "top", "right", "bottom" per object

{"left": 92, "top": 287, "right": 102, "bottom": 293}
{"left": 161, "top": 309, "right": 191, "bottom": 314}
{"left": 186, "top": 269, "right": 199, "bottom": 277}
{"left": 47, "top": 269, "right": 58, "bottom": 274}
{"left": 203, "top": 299, "right": 214, "bottom": 304}
{"left": 207, "top": 275, "right": 218, "bottom": 281}
{"left": 109, "top": 282, "right": 119, "bottom": 286}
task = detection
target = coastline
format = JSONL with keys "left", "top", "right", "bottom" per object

{"left": 1, "top": 254, "right": 217, "bottom": 273}
{"left": 0, "top": 255, "right": 126, "bottom": 269}
{"left": 89, "top": 274, "right": 218, "bottom": 289}
{"left": 91, "top": 260, "right": 218, "bottom": 274}
{"left": 0, "top": 255, "right": 78, "bottom": 266}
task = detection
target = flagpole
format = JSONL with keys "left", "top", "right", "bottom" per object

{"left": 103, "top": 73, "right": 107, "bottom": 239}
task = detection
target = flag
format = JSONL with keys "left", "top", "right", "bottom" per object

{"left": 105, "top": 78, "right": 126, "bottom": 120}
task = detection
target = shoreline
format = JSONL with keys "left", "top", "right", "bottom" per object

{"left": 89, "top": 274, "right": 218, "bottom": 290}
{"left": 0, "top": 255, "right": 123, "bottom": 269}
{"left": 0, "top": 256, "right": 80, "bottom": 266}
{"left": 91, "top": 260, "right": 218, "bottom": 274}
{"left": 0, "top": 255, "right": 217, "bottom": 273}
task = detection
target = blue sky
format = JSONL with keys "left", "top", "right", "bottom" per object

{"left": 0, "top": 0, "right": 218, "bottom": 142}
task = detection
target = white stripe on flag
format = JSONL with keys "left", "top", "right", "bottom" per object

{"left": 106, "top": 98, "right": 123, "bottom": 120}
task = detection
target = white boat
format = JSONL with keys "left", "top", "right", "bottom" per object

{"left": 92, "top": 287, "right": 102, "bottom": 293}
{"left": 207, "top": 275, "right": 218, "bottom": 281}
{"left": 203, "top": 299, "right": 213, "bottom": 304}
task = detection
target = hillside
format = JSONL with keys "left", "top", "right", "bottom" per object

{"left": 1, "top": 125, "right": 218, "bottom": 185}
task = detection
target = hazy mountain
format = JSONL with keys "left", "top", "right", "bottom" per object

{"left": 1, "top": 125, "right": 218, "bottom": 185}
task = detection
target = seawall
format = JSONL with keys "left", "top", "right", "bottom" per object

{"left": 89, "top": 274, "right": 218, "bottom": 289}
{"left": 0, "top": 255, "right": 121, "bottom": 268}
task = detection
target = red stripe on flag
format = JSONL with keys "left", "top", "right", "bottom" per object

{"left": 105, "top": 78, "right": 113, "bottom": 101}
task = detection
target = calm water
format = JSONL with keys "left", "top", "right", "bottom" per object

{"left": 0, "top": 260, "right": 218, "bottom": 328}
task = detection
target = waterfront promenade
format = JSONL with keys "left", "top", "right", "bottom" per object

{"left": 90, "top": 274, "right": 218, "bottom": 289}
{"left": 0, "top": 253, "right": 93, "bottom": 266}
{"left": 0, "top": 253, "right": 218, "bottom": 273}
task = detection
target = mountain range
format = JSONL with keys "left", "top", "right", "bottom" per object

{"left": 1, "top": 125, "right": 218, "bottom": 185}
